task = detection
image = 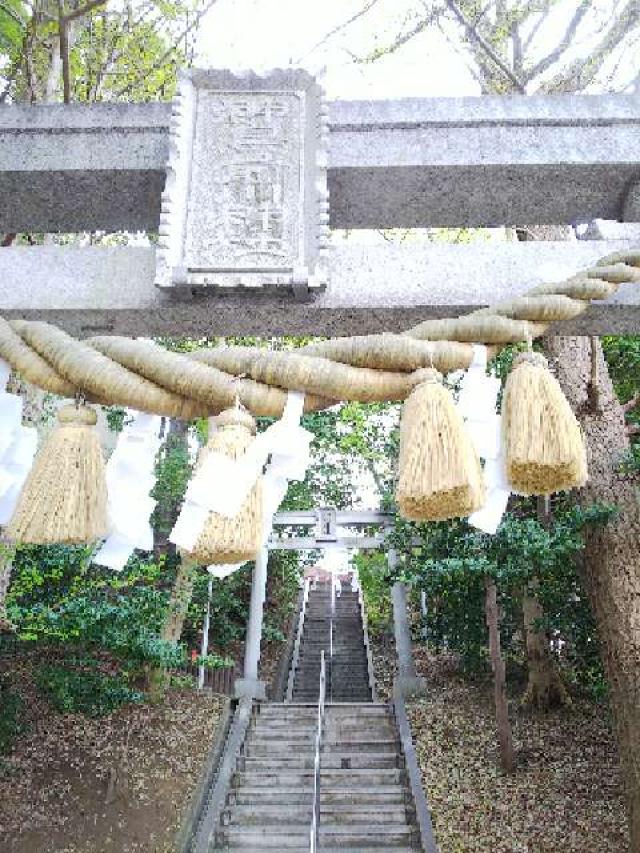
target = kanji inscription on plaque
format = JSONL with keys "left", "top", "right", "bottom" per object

{"left": 155, "top": 69, "right": 329, "bottom": 296}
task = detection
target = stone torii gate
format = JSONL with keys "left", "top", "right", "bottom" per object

{"left": 234, "top": 508, "right": 423, "bottom": 701}
{"left": 1, "top": 70, "right": 640, "bottom": 336}
{"left": 2, "top": 68, "right": 640, "bottom": 702}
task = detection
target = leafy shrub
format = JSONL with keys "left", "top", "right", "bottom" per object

{"left": 353, "top": 551, "right": 393, "bottom": 639}
{"left": 36, "top": 663, "right": 143, "bottom": 717}
{"left": 195, "top": 653, "right": 234, "bottom": 669}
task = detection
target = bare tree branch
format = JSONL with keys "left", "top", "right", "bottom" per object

{"left": 57, "top": 0, "right": 71, "bottom": 103}
{"left": 0, "top": 0, "right": 24, "bottom": 26}
{"left": 623, "top": 394, "right": 640, "bottom": 414}
{"left": 355, "top": 5, "right": 443, "bottom": 63}
{"left": 436, "top": 14, "right": 485, "bottom": 87}
{"left": 540, "top": 0, "right": 640, "bottom": 93}
{"left": 295, "top": 0, "right": 384, "bottom": 64}
{"left": 63, "top": 0, "right": 106, "bottom": 23}
{"left": 445, "top": 0, "right": 526, "bottom": 92}
{"left": 511, "top": 19, "right": 523, "bottom": 77}
{"left": 523, "top": 0, "right": 551, "bottom": 53}
{"left": 524, "top": 0, "right": 592, "bottom": 83}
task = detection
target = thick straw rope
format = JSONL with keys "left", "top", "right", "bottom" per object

{"left": 0, "top": 249, "right": 637, "bottom": 417}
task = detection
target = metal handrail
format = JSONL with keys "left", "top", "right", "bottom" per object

{"left": 329, "top": 574, "right": 336, "bottom": 702}
{"left": 310, "top": 650, "right": 326, "bottom": 853}
{"left": 392, "top": 682, "right": 439, "bottom": 853}
{"left": 286, "top": 577, "right": 311, "bottom": 701}
{"left": 191, "top": 696, "right": 254, "bottom": 853}
{"left": 354, "top": 569, "right": 378, "bottom": 702}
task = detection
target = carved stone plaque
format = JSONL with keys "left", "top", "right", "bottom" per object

{"left": 155, "top": 69, "right": 329, "bottom": 296}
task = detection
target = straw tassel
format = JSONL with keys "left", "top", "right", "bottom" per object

{"left": 502, "top": 351, "right": 587, "bottom": 495}
{"left": 396, "top": 369, "right": 485, "bottom": 522}
{"left": 185, "top": 407, "right": 263, "bottom": 565}
{"left": 6, "top": 404, "right": 108, "bottom": 545}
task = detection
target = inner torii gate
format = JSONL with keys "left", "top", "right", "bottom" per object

{"left": 234, "top": 508, "right": 422, "bottom": 701}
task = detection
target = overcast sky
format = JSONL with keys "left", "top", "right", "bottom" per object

{"left": 196, "top": 0, "right": 479, "bottom": 98}
{"left": 195, "top": 0, "right": 637, "bottom": 99}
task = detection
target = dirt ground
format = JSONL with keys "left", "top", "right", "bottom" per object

{"left": 406, "top": 647, "right": 628, "bottom": 853}
{"left": 0, "top": 678, "right": 223, "bottom": 853}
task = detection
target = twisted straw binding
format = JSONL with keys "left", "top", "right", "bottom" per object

{"left": 0, "top": 248, "right": 636, "bottom": 417}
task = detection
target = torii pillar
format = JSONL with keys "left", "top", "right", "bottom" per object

{"left": 389, "top": 549, "right": 427, "bottom": 698}
{"left": 234, "top": 546, "right": 269, "bottom": 701}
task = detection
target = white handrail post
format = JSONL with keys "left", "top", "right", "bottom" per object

{"left": 286, "top": 577, "right": 311, "bottom": 702}
{"left": 310, "top": 649, "right": 325, "bottom": 853}
{"left": 198, "top": 577, "right": 212, "bottom": 690}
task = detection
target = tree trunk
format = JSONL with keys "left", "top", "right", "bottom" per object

{"left": 148, "top": 556, "right": 198, "bottom": 701}
{"left": 522, "top": 497, "right": 570, "bottom": 710}
{"left": 546, "top": 335, "right": 640, "bottom": 846}
{"left": 521, "top": 580, "right": 570, "bottom": 710}
{"left": 0, "top": 554, "right": 14, "bottom": 632}
{"left": 153, "top": 417, "right": 187, "bottom": 558}
{"left": 484, "top": 575, "right": 516, "bottom": 773}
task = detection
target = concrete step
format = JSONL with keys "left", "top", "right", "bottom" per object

{"left": 242, "top": 752, "right": 401, "bottom": 770}
{"left": 320, "top": 848, "right": 420, "bottom": 852}
{"left": 293, "top": 682, "right": 370, "bottom": 693}
{"left": 253, "top": 715, "right": 391, "bottom": 730}
{"left": 233, "top": 768, "right": 406, "bottom": 787}
{"left": 230, "top": 786, "right": 407, "bottom": 806}
{"left": 258, "top": 703, "right": 388, "bottom": 714}
{"left": 225, "top": 804, "right": 411, "bottom": 825}
{"left": 292, "top": 692, "right": 372, "bottom": 702}
{"left": 249, "top": 733, "right": 391, "bottom": 749}
{"left": 221, "top": 827, "right": 310, "bottom": 848}
{"left": 320, "top": 825, "right": 418, "bottom": 846}
{"left": 222, "top": 825, "right": 416, "bottom": 848}
{"left": 223, "top": 848, "right": 419, "bottom": 852}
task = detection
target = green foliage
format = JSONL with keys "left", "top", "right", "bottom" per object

{"left": 618, "top": 444, "right": 640, "bottom": 474}
{"left": 0, "top": 0, "right": 25, "bottom": 54}
{"left": 602, "top": 336, "right": 640, "bottom": 406}
{"left": 6, "top": 547, "right": 185, "bottom": 714}
{"left": 195, "top": 652, "right": 234, "bottom": 669}
{"left": 151, "top": 427, "right": 192, "bottom": 536}
{"left": 103, "top": 406, "right": 129, "bottom": 433}
{"left": 35, "top": 663, "right": 143, "bottom": 717}
{"left": 352, "top": 551, "right": 393, "bottom": 638}
{"left": 185, "top": 566, "right": 252, "bottom": 650}
{"left": 5, "top": 0, "right": 206, "bottom": 105}
{"left": 0, "top": 676, "right": 26, "bottom": 754}
{"left": 390, "top": 504, "right": 615, "bottom": 687}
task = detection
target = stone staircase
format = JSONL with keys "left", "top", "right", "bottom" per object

{"left": 292, "top": 582, "right": 372, "bottom": 703}
{"left": 209, "top": 578, "right": 424, "bottom": 851}
{"left": 217, "top": 703, "right": 422, "bottom": 851}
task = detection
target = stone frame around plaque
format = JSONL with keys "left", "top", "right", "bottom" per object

{"left": 155, "top": 68, "right": 330, "bottom": 297}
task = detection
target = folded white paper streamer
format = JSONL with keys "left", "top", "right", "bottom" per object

{"left": 171, "top": 391, "right": 312, "bottom": 554}
{"left": 458, "top": 347, "right": 511, "bottom": 535}
{"left": 469, "top": 453, "right": 511, "bottom": 535}
{"left": 465, "top": 413, "right": 501, "bottom": 461}
{"left": 207, "top": 563, "right": 243, "bottom": 579}
{"left": 468, "top": 486, "right": 510, "bottom": 535}
{"left": 193, "top": 393, "right": 310, "bottom": 577}
{"left": 183, "top": 404, "right": 312, "bottom": 519}
{"left": 94, "top": 412, "right": 162, "bottom": 571}
{"left": 0, "top": 361, "right": 10, "bottom": 391}
{"left": 0, "top": 360, "right": 30, "bottom": 510}
{"left": 457, "top": 345, "right": 501, "bottom": 422}
{"left": 0, "top": 426, "right": 38, "bottom": 525}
